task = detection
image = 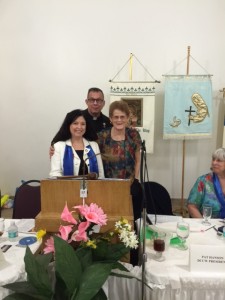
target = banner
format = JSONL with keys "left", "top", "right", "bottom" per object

{"left": 163, "top": 75, "right": 212, "bottom": 139}
{"left": 110, "top": 81, "right": 156, "bottom": 153}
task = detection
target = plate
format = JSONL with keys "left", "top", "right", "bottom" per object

{"left": 19, "top": 236, "right": 37, "bottom": 246}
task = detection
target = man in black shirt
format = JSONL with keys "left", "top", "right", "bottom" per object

{"left": 83, "top": 87, "right": 111, "bottom": 133}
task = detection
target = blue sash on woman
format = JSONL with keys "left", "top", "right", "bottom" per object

{"left": 86, "top": 145, "right": 99, "bottom": 174}
{"left": 213, "top": 173, "right": 225, "bottom": 218}
{"left": 63, "top": 144, "right": 99, "bottom": 176}
{"left": 63, "top": 145, "right": 74, "bottom": 175}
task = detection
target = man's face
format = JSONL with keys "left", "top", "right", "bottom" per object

{"left": 85, "top": 91, "right": 105, "bottom": 117}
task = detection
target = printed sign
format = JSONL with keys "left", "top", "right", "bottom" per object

{"left": 190, "top": 244, "right": 225, "bottom": 273}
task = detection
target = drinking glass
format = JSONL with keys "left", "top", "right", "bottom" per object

{"left": 176, "top": 221, "right": 189, "bottom": 250}
{"left": 202, "top": 206, "right": 212, "bottom": 226}
{"left": 153, "top": 232, "right": 166, "bottom": 261}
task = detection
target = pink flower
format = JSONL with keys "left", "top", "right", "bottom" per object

{"left": 61, "top": 203, "right": 77, "bottom": 224}
{"left": 74, "top": 203, "right": 107, "bottom": 226}
{"left": 59, "top": 225, "right": 73, "bottom": 240}
{"left": 43, "top": 236, "right": 55, "bottom": 254}
{"left": 69, "top": 221, "right": 90, "bottom": 242}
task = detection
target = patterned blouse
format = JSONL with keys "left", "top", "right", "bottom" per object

{"left": 97, "top": 127, "right": 142, "bottom": 180}
{"left": 187, "top": 173, "right": 222, "bottom": 218}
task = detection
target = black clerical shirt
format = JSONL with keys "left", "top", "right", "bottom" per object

{"left": 83, "top": 109, "right": 111, "bottom": 133}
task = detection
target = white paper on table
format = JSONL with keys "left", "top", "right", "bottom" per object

{"left": 15, "top": 219, "right": 35, "bottom": 233}
{"left": 0, "top": 248, "right": 10, "bottom": 269}
{"left": 148, "top": 214, "right": 182, "bottom": 224}
{"left": 153, "top": 220, "right": 215, "bottom": 233}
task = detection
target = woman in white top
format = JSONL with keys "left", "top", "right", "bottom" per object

{"left": 49, "top": 109, "right": 104, "bottom": 178}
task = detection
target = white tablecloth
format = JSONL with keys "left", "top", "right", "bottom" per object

{"left": 0, "top": 219, "right": 42, "bottom": 299}
{"left": 107, "top": 218, "right": 225, "bottom": 300}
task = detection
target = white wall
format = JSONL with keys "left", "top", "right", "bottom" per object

{"left": 0, "top": 0, "right": 225, "bottom": 197}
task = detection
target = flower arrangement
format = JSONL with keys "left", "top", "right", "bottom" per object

{"left": 3, "top": 202, "right": 138, "bottom": 300}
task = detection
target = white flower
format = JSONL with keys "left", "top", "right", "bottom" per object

{"left": 118, "top": 228, "right": 138, "bottom": 249}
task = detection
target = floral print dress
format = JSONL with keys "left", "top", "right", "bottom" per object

{"left": 187, "top": 173, "right": 222, "bottom": 218}
{"left": 97, "top": 127, "right": 142, "bottom": 180}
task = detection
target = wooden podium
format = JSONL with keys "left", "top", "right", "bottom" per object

{"left": 35, "top": 179, "right": 133, "bottom": 233}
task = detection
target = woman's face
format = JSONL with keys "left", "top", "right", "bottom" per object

{"left": 110, "top": 109, "right": 129, "bottom": 130}
{"left": 211, "top": 158, "right": 225, "bottom": 175}
{"left": 69, "top": 116, "right": 86, "bottom": 138}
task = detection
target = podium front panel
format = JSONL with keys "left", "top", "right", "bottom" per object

{"left": 35, "top": 179, "right": 133, "bottom": 232}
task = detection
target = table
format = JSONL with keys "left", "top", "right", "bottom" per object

{"left": 106, "top": 218, "right": 225, "bottom": 300}
{"left": 0, "top": 219, "right": 42, "bottom": 299}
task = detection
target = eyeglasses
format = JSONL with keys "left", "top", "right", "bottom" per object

{"left": 111, "top": 115, "right": 127, "bottom": 120}
{"left": 87, "top": 98, "right": 104, "bottom": 104}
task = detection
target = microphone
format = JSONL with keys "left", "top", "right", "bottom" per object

{"left": 80, "top": 152, "right": 101, "bottom": 199}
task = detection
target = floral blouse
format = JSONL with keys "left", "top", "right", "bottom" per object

{"left": 187, "top": 173, "right": 221, "bottom": 218}
{"left": 97, "top": 127, "right": 142, "bottom": 180}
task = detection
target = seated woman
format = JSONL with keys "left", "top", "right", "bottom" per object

{"left": 97, "top": 100, "right": 142, "bottom": 220}
{"left": 187, "top": 148, "right": 225, "bottom": 218}
{"left": 49, "top": 109, "right": 104, "bottom": 178}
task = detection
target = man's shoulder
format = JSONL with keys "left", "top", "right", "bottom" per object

{"left": 100, "top": 112, "right": 110, "bottom": 120}
{"left": 82, "top": 109, "right": 90, "bottom": 117}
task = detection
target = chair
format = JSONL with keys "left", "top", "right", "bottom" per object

{"left": 13, "top": 180, "right": 41, "bottom": 219}
{"left": 143, "top": 181, "right": 173, "bottom": 215}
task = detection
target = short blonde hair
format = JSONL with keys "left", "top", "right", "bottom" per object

{"left": 212, "top": 148, "right": 225, "bottom": 161}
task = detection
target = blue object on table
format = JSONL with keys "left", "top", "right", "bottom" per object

{"left": 19, "top": 236, "right": 37, "bottom": 246}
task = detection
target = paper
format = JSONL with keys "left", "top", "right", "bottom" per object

{"left": 0, "top": 248, "right": 9, "bottom": 269}
{"left": 148, "top": 214, "right": 182, "bottom": 224}
{"left": 15, "top": 219, "right": 35, "bottom": 233}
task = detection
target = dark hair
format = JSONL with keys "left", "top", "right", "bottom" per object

{"left": 51, "top": 109, "right": 97, "bottom": 145}
{"left": 87, "top": 87, "right": 104, "bottom": 99}
{"left": 109, "top": 100, "right": 130, "bottom": 117}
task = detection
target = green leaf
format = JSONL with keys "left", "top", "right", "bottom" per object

{"left": 24, "top": 247, "right": 53, "bottom": 298}
{"left": 91, "top": 288, "right": 107, "bottom": 300}
{"left": 3, "top": 289, "right": 50, "bottom": 300}
{"left": 74, "top": 262, "right": 114, "bottom": 300}
{"left": 93, "top": 241, "right": 129, "bottom": 262}
{"left": 53, "top": 275, "right": 71, "bottom": 300}
{"left": 54, "top": 236, "right": 82, "bottom": 296}
{"left": 35, "top": 252, "right": 53, "bottom": 268}
{"left": 3, "top": 282, "right": 51, "bottom": 299}
{"left": 75, "top": 247, "right": 93, "bottom": 270}
{"left": 111, "top": 261, "right": 129, "bottom": 271}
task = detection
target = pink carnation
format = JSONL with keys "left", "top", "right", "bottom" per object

{"left": 74, "top": 203, "right": 107, "bottom": 226}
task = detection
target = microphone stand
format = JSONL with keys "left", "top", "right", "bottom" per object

{"left": 139, "top": 140, "right": 148, "bottom": 300}
{"left": 81, "top": 158, "right": 88, "bottom": 206}
{"left": 80, "top": 153, "right": 101, "bottom": 205}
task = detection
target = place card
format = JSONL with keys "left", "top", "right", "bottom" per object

{"left": 190, "top": 244, "right": 225, "bottom": 273}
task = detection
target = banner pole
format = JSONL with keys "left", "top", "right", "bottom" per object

{"left": 181, "top": 46, "right": 191, "bottom": 216}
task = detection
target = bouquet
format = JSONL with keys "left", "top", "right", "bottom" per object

{"left": 3, "top": 202, "right": 138, "bottom": 300}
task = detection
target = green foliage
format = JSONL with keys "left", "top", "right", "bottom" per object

{"left": 3, "top": 236, "right": 132, "bottom": 300}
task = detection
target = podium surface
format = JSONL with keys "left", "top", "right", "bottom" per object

{"left": 35, "top": 179, "right": 133, "bottom": 232}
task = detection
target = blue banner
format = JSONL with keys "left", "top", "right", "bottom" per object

{"left": 163, "top": 75, "right": 212, "bottom": 139}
